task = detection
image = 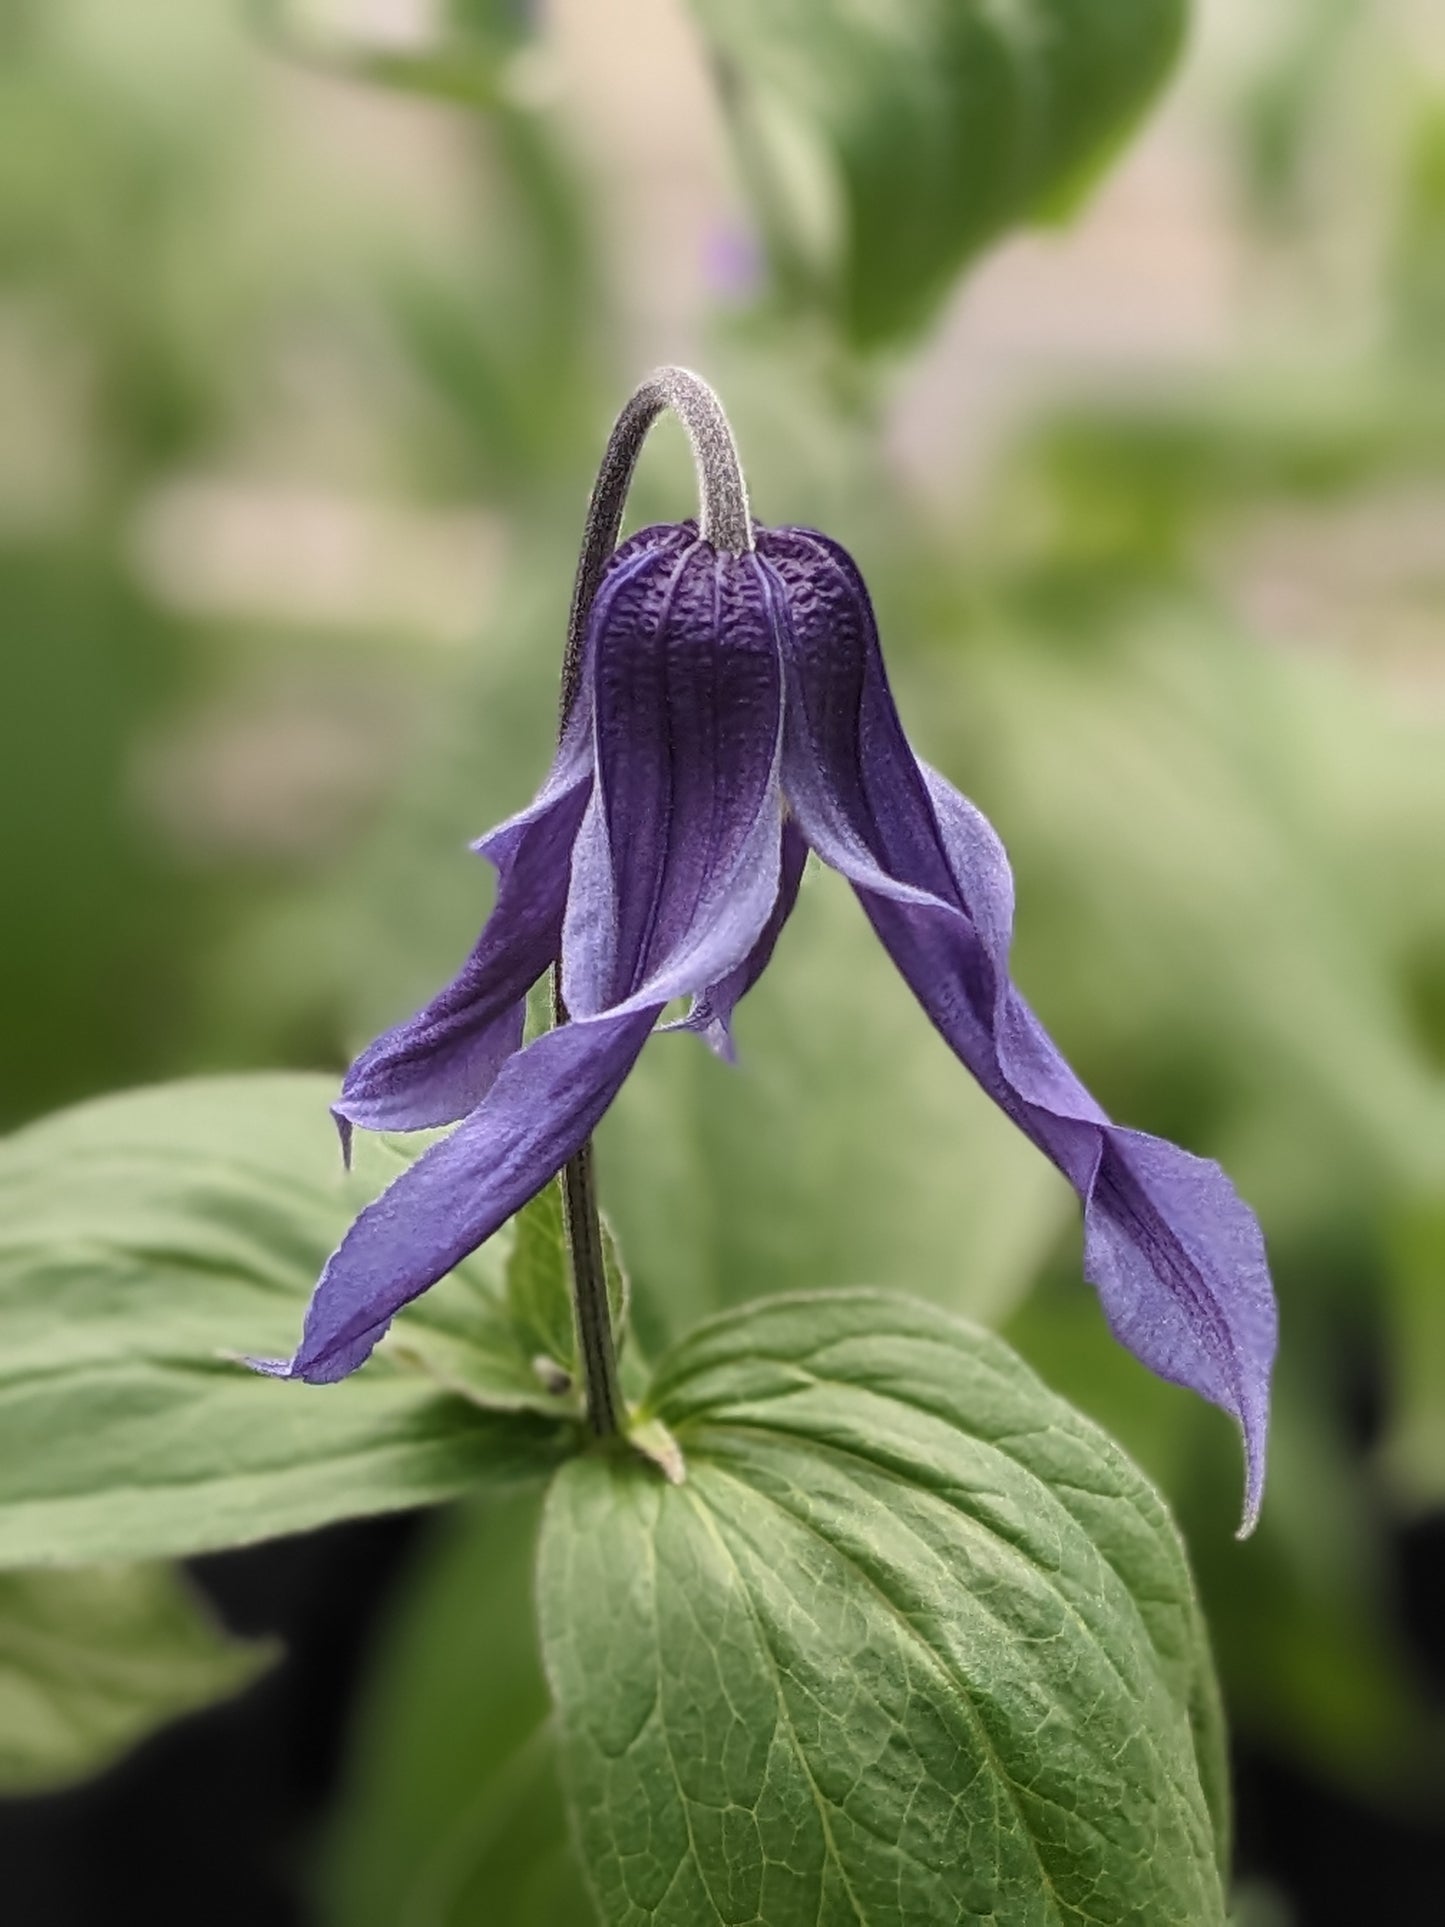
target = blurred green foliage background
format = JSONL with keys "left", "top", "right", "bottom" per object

{"left": 2, "top": 0, "right": 1442, "bottom": 1919}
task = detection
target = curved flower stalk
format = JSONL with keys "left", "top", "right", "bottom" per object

{"left": 255, "top": 370, "right": 1277, "bottom": 1532}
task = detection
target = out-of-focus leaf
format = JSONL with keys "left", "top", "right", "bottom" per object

{"left": 690, "top": 0, "right": 1188, "bottom": 345}
{"left": 1234, "top": 0, "right": 1360, "bottom": 232}
{"left": 908, "top": 593, "right": 1445, "bottom": 1224}
{"left": 1382, "top": 1203, "right": 1445, "bottom": 1512}
{"left": 0, "top": 0, "right": 603, "bottom": 1138}
{"left": 0, "top": 550, "right": 195, "bottom": 1131}
{"left": 1394, "top": 96, "right": 1445, "bottom": 365}
{"left": 246, "top": 0, "right": 600, "bottom": 491}
{"left": 0, "top": 1076, "right": 572, "bottom": 1569}
{"left": 996, "top": 370, "right": 1445, "bottom": 571}
{"left": 323, "top": 1491, "right": 593, "bottom": 1927}
{"left": 601, "top": 864, "right": 1068, "bottom": 1347}
{"left": 0, "top": 1563, "right": 269, "bottom": 1794}
{"left": 542, "top": 1291, "right": 1227, "bottom": 1927}
{"left": 246, "top": 0, "right": 530, "bottom": 107}
{"left": 1229, "top": 1884, "right": 1298, "bottom": 1927}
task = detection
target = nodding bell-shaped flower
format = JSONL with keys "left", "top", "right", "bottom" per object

{"left": 256, "top": 370, "right": 1277, "bottom": 1532}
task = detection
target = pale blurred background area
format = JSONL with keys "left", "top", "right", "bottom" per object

{"left": 1, "top": 2, "right": 1443, "bottom": 1922}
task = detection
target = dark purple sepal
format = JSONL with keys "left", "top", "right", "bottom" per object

{"left": 561, "top": 531, "right": 786, "bottom": 1020}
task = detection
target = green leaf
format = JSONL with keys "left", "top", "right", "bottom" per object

{"left": 0, "top": 1563, "right": 269, "bottom": 1794}
{"left": 690, "top": 0, "right": 1188, "bottom": 345}
{"left": 540, "top": 1290, "right": 1227, "bottom": 1927}
{"left": 323, "top": 1492, "right": 594, "bottom": 1927}
{"left": 0, "top": 1075, "right": 572, "bottom": 1569}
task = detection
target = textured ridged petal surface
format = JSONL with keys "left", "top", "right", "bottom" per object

{"left": 563, "top": 529, "right": 786, "bottom": 1020}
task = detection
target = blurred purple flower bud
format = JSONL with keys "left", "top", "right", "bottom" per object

{"left": 704, "top": 222, "right": 765, "bottom": 304}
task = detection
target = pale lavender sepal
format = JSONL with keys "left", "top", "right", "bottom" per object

{"left": 670, "top": 816, "right": 809, "bottom": 1061}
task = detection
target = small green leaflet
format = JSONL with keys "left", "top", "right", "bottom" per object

{"left": 386, "top": 1161, "right": 637, "bottom": 1409}
{"left": 0, "top": 1563, "right": 269, "bottom": 1794}
{"left": 688, "top": 0, "right": 1188, "bottom": 345}
{"left": 540, "top": 1290, "right": 1228, "bottom": 1927}
{"left": 503, "top": 1175, "right": 629, "bottom": 1391}
{"left": 0, "top": 1076, "right": 580, "bottom": 1569}
{"left": 506, "top": 1178, "right": 582, "bottom": 1377}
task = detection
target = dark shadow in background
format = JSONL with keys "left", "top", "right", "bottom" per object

{"left": 0, "top": 1510, "right": 1440, "bottom": 1926}
{"left": 1236, "top": 1511, "right": 1445, "bottom": 1921}
{"left": 0, "top": 1515, "right": 420, "bottom": 1927}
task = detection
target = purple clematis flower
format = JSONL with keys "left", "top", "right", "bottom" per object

{"left": 259, "top": 513, "right": 1277, "bottom": 1524}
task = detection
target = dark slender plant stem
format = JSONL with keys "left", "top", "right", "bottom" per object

{"left": 555, "top": 367, "right": 752, "bottom": 1438}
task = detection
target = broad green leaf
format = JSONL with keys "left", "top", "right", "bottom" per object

{"left": 323, "top": 1491, "right": 593, "bottom": 1927}
{"left": 690, "top": 0, "right": 1188, "bottom": 345}
{"left": 540, "top": 1290, "right": 1227, "bottom": 1927}
{"left": 0, "top": 1562, "right": 269, "bottom": 1794}
{"left": 0, "top": 1076, "right": 573, "bottom": 1569}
